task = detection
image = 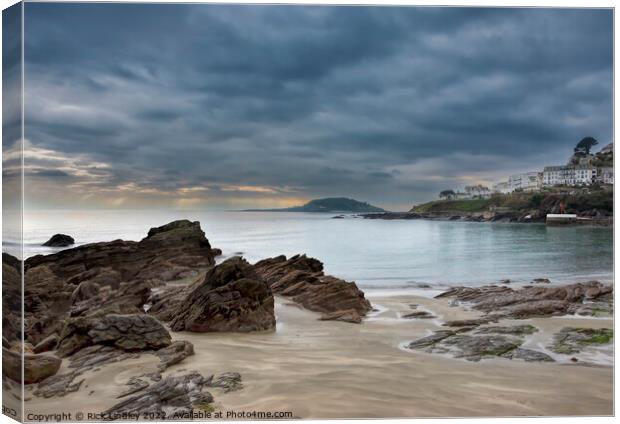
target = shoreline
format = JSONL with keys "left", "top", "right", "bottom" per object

{"left": 23, "top": 293, "right": 613, "bottom": 418}
{"left": 7, "top": 220, "right": 613, "bottom": 420}
{"left": 357, "top": 212, "right": 614, "bottom": 227}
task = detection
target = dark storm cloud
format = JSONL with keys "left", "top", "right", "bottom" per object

{"left": 23, "top": 4, "right": 613, "bottom": 209}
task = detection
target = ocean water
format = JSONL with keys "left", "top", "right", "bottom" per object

{"left": 8, "top": 210, "right": 614, "bottom": 290}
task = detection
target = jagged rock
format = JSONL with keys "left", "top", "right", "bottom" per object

{"left": 34, "top": 372, "right": 85, "bottom": 398}
{"left": 436, "top": 281, "right": 613, "bottom": 319}
{"left": 71, "top": 280, "right": 100, "bottom": 304}
{"left": 254, "top": 254, "right": 372, "bottom": 322}
{"left": 206, "top": 372, "right": 242, "bottom": 393}
{"left": 319, "top": 309, "right": 362, "bottom": 323}
{"left": 57, "top": 314, "right": 171, "bottom": 357}
{"left": 532, "top": 278, "right": 551, "bottom": 284}
{"left": 550, "top": 327, "right": 613, "bottom": 354}
{"left": 42, "top": 234, "right": 74, "bottom": 247}
{"left": 24, "top": 221, "right": 218, "bottom": 344}
{"left": 2, "top": 348, "right": 61, "bottom": 384}
{"left": 147, "top": 285, "right": 191, "bottom": 322}
{"left": 33, "top": 334, "right": 59, "bottom": 353}
{"left": 154, "top": 341, "right": 194, "bottom": 372}
{"left": 169, "top": 257, "right": 275, "bottom": 333}
{"left": 103, "top": 371, "right": 213, "bottom": 417}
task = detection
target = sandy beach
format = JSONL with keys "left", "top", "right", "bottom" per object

{"left": 24, "top": 293, "right": 613, "bottom": 419}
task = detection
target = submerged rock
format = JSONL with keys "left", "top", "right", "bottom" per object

{"left": 254, "top": 254, "right": 372, "bottom": 322}
{"left": 504, "top": 348, "right": 555, "bottom": 362}
{"left": 42, "top": 234, "right": 74, "bottom": 247}
{"left": 169, "top": 257, "right": 276, "bottom": 333}
{"left": 407, "top": 325, "right": 553, "bottom": 363}
{"left": 206, "top": 372, "right": 243, "bottom": 393}
{"left": 550, "top": 327, "right": 613, "bottom": 354}
{"left": 402, "top": 311, "right": 436, "bottom": 319}
{"left": 475, "top": 325, "right": 538, "bottom": 336}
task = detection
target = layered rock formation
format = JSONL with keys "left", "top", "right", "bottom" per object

{"left": 22, "top": 220, "right": 217, "bottom": 346}
{"left": 254, "top": 254, "right": 372, "bottom": 323}
{"left": 103, "top": 371, "right": 214, "bottom": 418}
{"left": 57, "top": 314, "right": 172, "bottom": 357}
{"left": 436, "top": 281, "right": 613, "bottom": 319}
{"left": 166, "top": 257, "right": 276, "bottom": 332}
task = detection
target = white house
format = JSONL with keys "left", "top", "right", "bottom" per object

{"left": 492, "top": 181, "right": 511, "bottom": 194}
{"left": 464, "top": 184, "right": 491, "bottom": 199}
{"left": 598, "top": 167, "right": 614, "bottom": 184}
{"left": 542, "top": 165, "right": 597, "bottom": 186}
{"left": 508, "top": 172, "right": 541, "bottom": 191}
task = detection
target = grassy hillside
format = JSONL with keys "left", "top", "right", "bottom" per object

{"left": 290, "top": 197, "right": 385, "bottom": 213}
{"left": 411, "top": 187, "right": 612, "bottom": 216}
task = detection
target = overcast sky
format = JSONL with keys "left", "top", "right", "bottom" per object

{"left": 18, "top": 4, "right": 613, "bottom": 211}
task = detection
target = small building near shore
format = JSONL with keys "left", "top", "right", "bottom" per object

{"left": 546, "top": 213, "right": 577, "bottom": 225}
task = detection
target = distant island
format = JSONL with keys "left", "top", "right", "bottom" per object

{"left": 244, "top": 197, "right": 386, "bottom": 213}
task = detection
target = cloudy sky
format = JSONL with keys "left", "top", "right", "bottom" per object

{"left": 16, "top": 4, "right": 613, "bottom": 211}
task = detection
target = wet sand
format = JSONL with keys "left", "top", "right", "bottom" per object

{"left": 25, "top": 294, "right": 613, "bottom": 419}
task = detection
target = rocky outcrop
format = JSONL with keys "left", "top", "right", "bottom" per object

{"left": 27, "top": 220, "right": 215, "bottom": 285}
{"left": 168, "top": 257, "right": 276, "bottom": 332}
{"left": 35, "top": 340, "right": 196, "bottom": 398}
{"left": 42, "top": 234, "right": 74, "bottom": 247}
{"left": 22, "top": 220, "right": 217, "bottom": 345}
{"left": 103, "top": 371, "right": 214, "bottom": 418}
{"left": 254, "top": 254, "right": 372, "bottom": 322}
{"left": 436, "top": 281, "right": 613, "bottom": 319}
{"left": 2, "top": 253, "right": 22, "bottom": 343}
{"left": 407, "top": 325, "right": 553, "bottom": 362}
{"left": 57, "top": 314, "right": 171, "bottom": 357}
{"left": 3, "top": 348, "right": 62, "bottom": 384}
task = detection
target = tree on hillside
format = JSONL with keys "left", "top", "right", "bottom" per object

{"left": 439, "top": 189, "right": 456, "bottom": 200}
{"left": 574, "top": 136, "right": 598, "bottom": 155}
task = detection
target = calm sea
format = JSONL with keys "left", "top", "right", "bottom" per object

{"left": 6, "top": 210, "right": 613, "bottom": 291}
